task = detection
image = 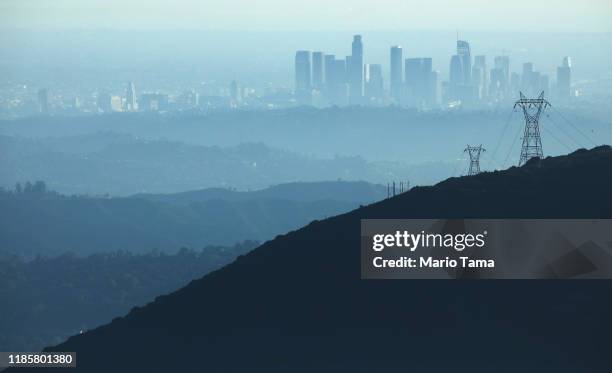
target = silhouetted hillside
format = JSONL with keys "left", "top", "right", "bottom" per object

{"left": 17, "top": 146, "right": 612, "bottom": 372}
{"left": 0, "top": 181, "right": 382, "bottom": 256}
{"left": 0, "top": 241, "right": 257, "bottom": 352}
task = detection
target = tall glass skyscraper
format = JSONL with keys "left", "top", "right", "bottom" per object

{"left": 364, "top": 64, "right": 384, "bottom": 102}
{"left": 295, "top": 50, "right": 312, "bottom": 105}
{"left": 556, "top": 56, "right": 571, "bottom": 100}
{"left": 390, "top": 46, "right": 403, "bottom": 103}
{"left": 472, "top": 55, "right": 487, "bottom": 100}
{"left": 349, "top": 35, "right": 363, "bottom": 104}
{"left": 448, "top": 55, "right": 465, "bottom": 103}
{"left": 312, "top": 52, "right": 325, "bottom": 89}
{"left": 494, "top": 56, "right": 510, "bottom": 84}
{"left": 456, "top": 40, "right": 472, "bottom": 85}
{"left": 329, "top": 58, "right": 347, "bottom": 106}
{"left": 324, "top": 54, "right": 335, "bottom": 86}
{"left": 490, "top": 55, "right": 510, "bottom": 100}
{"left": 37, "top": 88, "right": 49, "bottom": 114}
{"left": 449, "top": 55, "right": 464, "bottom": 85}
{"left": 404, "top": 57, "right": 435, "bottom": 108}
{"left": 125, "top": 82, "right": 137, "bottom": 111}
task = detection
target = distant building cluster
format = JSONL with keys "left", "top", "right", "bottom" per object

{"left": 0, "top": 80, "right": 292, "bottom": 118}
{"left": 96, "top": 84, "right": 192, "bottom": 113}
{"left": 0, "top": 34, "right": 583, "bottom": 119}
{"left": 295, "top": 36, "right": 372, "bottom": 107}
{"left": 295, "top": 35, "right": 574, "bottom": 109}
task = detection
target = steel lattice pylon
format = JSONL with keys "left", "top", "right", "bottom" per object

{"left": 515, "top": 91, "right": 550, "bottom": 166}
{"left": 464, "top": 145, "right": 486, "bottom": 176}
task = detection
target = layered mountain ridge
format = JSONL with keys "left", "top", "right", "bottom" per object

{"left": 13, "top": 146, "right": 612, "bottom": 372}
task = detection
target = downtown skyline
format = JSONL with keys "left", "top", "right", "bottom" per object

{"left": 294, "top": 34, "right": 573, "bottom": 109}
{"left": 2, "top": 29, "right": 609, "bottom": 119}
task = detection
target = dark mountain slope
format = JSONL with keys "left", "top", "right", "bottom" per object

{"left": 0, "top": 241, "right": 257, "bottom": 352}
{"left": 22, "top": 146, "right": 612, "bottom": 372}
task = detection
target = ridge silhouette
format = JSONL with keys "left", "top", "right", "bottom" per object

{"left": 0, "top": 181, "right": 384, "bottom": 255}
{"left": 12, "top": 146, "right": 612, "bottom": 372}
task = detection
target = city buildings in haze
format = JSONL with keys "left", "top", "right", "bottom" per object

{"left": 390, "top": 46, "right": 403, "bottom": 104}
{"left": 472, "top": 55, "right": 487, "bottom": 100}
{"left": 404, "top": 58, "right": 435, "bottom": 108}
{"left": 295, "top": 51, "right": 312, "bottom": 105}
{"left": 364, "top": 64, "right": 384, "bottom": 103}
{"left": 312, "top": 52, "right": 325, "bottom": 89}
{"left": 556, "top": 56, "right": 572, "bottom": 100}
{"left": 1, "top": 34, "right": 585, "bottom": 119}
{"left": 125, "top": 82, "right": 137, "bottom": 111}
{"left": 37, "top": 88, "right": 49, "bottom": 114}
{"left": 457, "top": 40, "right": 472, "bottom": 85}
{"left": 140, "top": 93, "right": 169, "bottom": 111}
{"left": 349, "top": 35, "right": 364, "bottom": 104}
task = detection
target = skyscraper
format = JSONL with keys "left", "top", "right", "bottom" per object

{"left": 494, "top": 56, "right": 510, "bottom": 84}
{"left": 449, "top": 47, "right": 475, "bottom": 106}
{"left": 345, "top": 55, "right": 352, "bottom": 77}
{"left": 324, "top": 54, "right": 335, "bottom": 85}
{"left": 140, "top": 93, "right": 169, "bottom": 111}
{"left": 229, "top": 80, "right": 241, "bottom": 108}
{"left": 312, "top": 52, "right": 325, "bottom": 89}
{"left": 449, "top": 55, "right": 464, "bottom": 86}
{"left": 349, "top": 35, "right": 363, "bottom": 104}
{"left": 364, "top": 64, "right": 384, "bottom": 103}
{"left": 472, "top": 55, "right": 487, "bottom": 100}
{"left": 125, "top": 82, "right": 137, "bottom": 111}
{"left": 404, "top": 58, "right": 433, "bottom": 108}
{"left": 421, "top": 58, "right": 435, "bottom": 107}
{"left": 37, "top": 88, "right": 49, "bottom": 114}
{"left": 510, "top": 72, "right": 520, "bottom": 95}
{"left": 390, "top": 46, "right": 403, "bottom": 103}
{"left": 179, "top": 89, "right": 199, "bottom": 108}
{"left": 324, "top": 56, "right": 348, "bottom": 106}
{"left": 540, "top": 74, "right": 550, "bottom": 94}
{"left": 474, "top": 55, "right": 486, "bottom": 69}
{"left": 429, "top": 70, "right": 439, "bottom": 107}
{"left": 457, "top": 40, "right": 472, "bottom": 85}
{"left": 521, "top": 62, "right": 534, "bottom": 94}
{"left": 97, "top": 92, "right": 111, "bottom": 112}
{"left": 490, "top": 56, "right": 510, "bottom": 101}
{"left": 295, "top": 50, "right": 312, "bottom": 105}
{"left": 110, "top": 96, "right": 123, "bottom": 112}
{"left": 448, "top": 54, "right": 464, "bottom": 102}
{"left": 556, "top": 56, "right": 571, "bottom": 100}
{"left": 489, "top": 68, "right": 504, "bottom": 101}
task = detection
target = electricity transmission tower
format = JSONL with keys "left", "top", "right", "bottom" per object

{"left": 515, "top": 91, "right": 550, "bottom": 166}
{"left": 464, "top": 145, "right": 486, "bottom": 176}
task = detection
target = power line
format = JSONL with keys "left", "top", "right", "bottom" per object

{"left": 541, "top": 125, "right": 572, "bottom": 152}
{"left": 487, "top": 155, "right": 505, "bottom": 171}
{"left": 503, "top": 123, "right": 523, "bottom": 168}
{"left": 543, "top": 114, "right": 583, "bottom": 149}
{"left": 491, "top": 109, "right": 516, "bottom": 161}
{"left": 550, "top": 106, "right": 598, "bottom": 147}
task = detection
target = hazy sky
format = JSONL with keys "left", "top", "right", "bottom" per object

{"left": 1, "top": 0, "right": 611, "bottom": 32}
